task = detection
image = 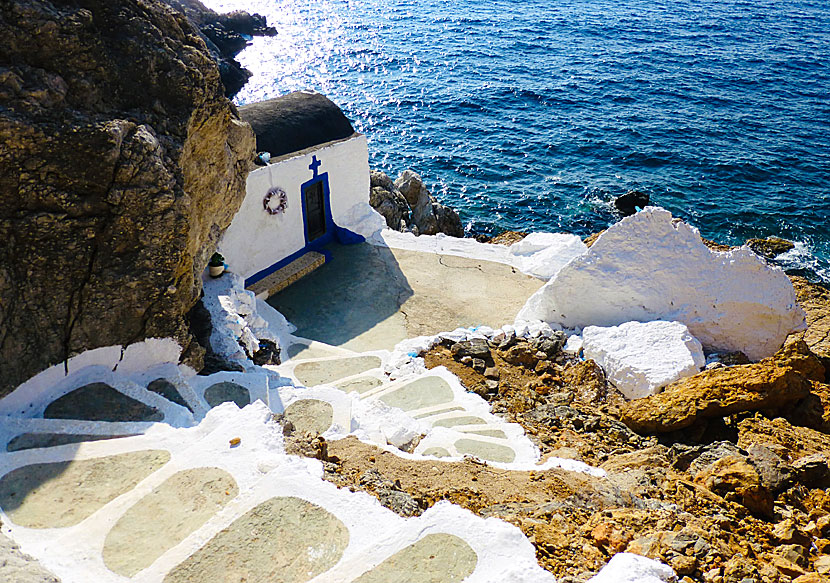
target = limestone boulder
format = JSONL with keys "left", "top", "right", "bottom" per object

{"left": 518, "top": 207, "right": 806, "bottom": 360}
{"left": 0, "top": 0, "right": 256, "bottom": 397}
{"left": 432, "top": 202, "right": 464, "bottom": 238}
{"left": 582, "top": 321, "right": 705, "bottom": 400}
{"left": 790, "top": 276, "right": 830, "bottom": 364}
{"left": 395, "top": 170, "right": 439, "bottom": 235}
{"left": 394, "top": 170, "right": 463, "bottom": 237}
{"left": 620, "top": 339, "right": 821, "bottom": 434}
{"left": 694, "top": 456, "right": 772, "bottom": 516}
{"left": 369, "top": 171, "right": 410, "bottom": 230}
{"left": 587, "top": 552, "right": 676, "bottom": 583}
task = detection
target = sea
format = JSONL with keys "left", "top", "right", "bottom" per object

{"left": 203, "top": 0, "right": 830, "bottom": 282}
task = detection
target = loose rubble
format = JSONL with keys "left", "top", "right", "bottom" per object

{"left": 376, "top": 301, "right": 830, "bottom": 581}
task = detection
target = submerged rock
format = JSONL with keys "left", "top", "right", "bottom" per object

{"left": 790, "top": 275, "right": 830, "bottom": 364}
{"left": 613, "top": 190, "right": 650, "bottom": 217}
{"left": 746, "top": 236, "right": 796, "bottom": 260}
{"left": 582, "top": 320, "right": 705, "bottom": 400}
{"left": 519, "top": 207, "right": 806, "bottom": 360}
{"left": 0, "top": 0, "right": 256, "bottom": 396}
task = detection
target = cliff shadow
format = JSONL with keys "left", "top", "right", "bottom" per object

{"left": 267, "top": 242, "right": 415, "bottom": 351}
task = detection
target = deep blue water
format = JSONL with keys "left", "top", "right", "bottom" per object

{"left": 206, "top": 0, "right": 830, "bottom": 281}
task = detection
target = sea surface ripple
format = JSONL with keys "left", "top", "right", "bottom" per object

{"left": 204, "top": 0, "right": 830, "bottom": 281}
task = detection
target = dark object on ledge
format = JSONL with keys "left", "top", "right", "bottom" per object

{"left": 253, "top": 339, "right": 281, "bottom": 366}
{"left": 239, "top": 92, "right": 356, "bottom": 158}
{"left": 613, "top": 190, "right": 650, "bottom": 217}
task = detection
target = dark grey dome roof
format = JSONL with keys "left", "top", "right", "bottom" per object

{"left": 238, "top": 91, "right": 356, "bottom": 158}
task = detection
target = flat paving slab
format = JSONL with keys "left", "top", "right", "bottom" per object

{"left": 103, "top": 468, "right": 238, "bottom": 577}
{"left": 163, "top": 496, "right": 349, "bottom": 583}
{"left": 0, "top": 451, "right": 170, "bottom": 528}
{"left": 268, "top": 243, "right": 543, "bottom": 352}
{"left": 353, "top": 533, "right": 477, "bottom": 583}
{"left": 378, "top": 377, "right": 455, "bottom": 412}
{"left": 7, "top": 432, "right": 136, "bottom": 452}
{"left": 293, "top": 356, "right": 382, "bottom": 387}
{"left": 283, "top": 399, "right": 334, "bottom": 435}
{"left": 44, "top": 383, "right": 163, "bottom": 423}
{"left": 203, "top": 382, "right": 251, "bottom": 409}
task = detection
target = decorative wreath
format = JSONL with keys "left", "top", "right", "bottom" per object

{"left": 263, "top": 187, "right": 288, "bottom": 215}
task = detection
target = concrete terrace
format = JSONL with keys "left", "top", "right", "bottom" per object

{"left": 268, "top": 241, "right": 544, "bottom": 354}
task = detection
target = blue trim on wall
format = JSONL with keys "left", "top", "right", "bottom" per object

{"left": 335, "top": 226, "right": 364, "bottom": 245}
{"left": 245, "top": 246, "right": 333, "bottom": 288}
{"left": 300, "top": 170, "right": 335, "bottom": 248}
{"left": 243, "top": 154, "right": 365, "bottom": 289}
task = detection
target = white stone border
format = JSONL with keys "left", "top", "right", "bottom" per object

{"left": 186, "top": 371, "right": 270, "bottom": 414}
{"left": 273, "top": 351, "right": 389, "bottom": 388}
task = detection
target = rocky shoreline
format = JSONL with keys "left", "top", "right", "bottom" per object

{"left": 161, "top": 0, "right": 277, "bottom": 97}
{"left": 369, "top": 169, "right": 464, "bottom": 237}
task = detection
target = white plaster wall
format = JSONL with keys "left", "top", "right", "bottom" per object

{"left": 219, "top": 134, "right": 372, "bottom": 281}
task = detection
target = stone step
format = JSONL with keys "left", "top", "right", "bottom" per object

{"left": 246, "top": 251, "right": 326, "bottom": 299}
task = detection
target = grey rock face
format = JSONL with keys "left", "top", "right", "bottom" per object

{"left": 369, "top": 171, "right": 410, "bottom": 230}
{"left": 368, "top": 169, "right": 463, "bottom": 237}
{"left": 395, "top": 170, "right": 439, "bottom": 235}
{"left": 451, "top": 338, "right": 491, "bottom": 360}
{"left": 0, "top": 0, "right": 256, "bottom": 397}
{"left": 161, "top": 0, "right": 277, "bottom": 97}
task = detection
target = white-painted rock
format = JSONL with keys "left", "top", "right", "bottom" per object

{"left": 588, "top": 552, "right": 676, "bottom": 583}
{"left": 582, "top": 321, "right": 705, "bottom": 399}
{"left": 518, "top": 207, "right": 806, "bottom": 360}
{"left": 508, "top": 232, "right": 588, "bottom": 279}
{"left": 202, "top": 272, "right": 280, "bottom": 363}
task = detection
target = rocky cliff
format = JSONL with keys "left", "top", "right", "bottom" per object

{"left": 0, "top": 0, "right": 256, "bottom": 397}
{"left": 161, "top": 0, "right": 277, "bottom": 97}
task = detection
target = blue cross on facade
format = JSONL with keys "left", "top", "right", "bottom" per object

{"left": 308, "top": 155, "right": 322, "bottom": 178}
